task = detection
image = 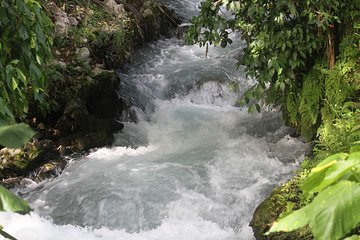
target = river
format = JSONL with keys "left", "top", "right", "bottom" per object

{"left": 0, "top": 1, "right": 307, "bottom": 239}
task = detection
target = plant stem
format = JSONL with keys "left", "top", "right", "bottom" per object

{"left": 0, "top": 229, "right": 17, "bottom": 240}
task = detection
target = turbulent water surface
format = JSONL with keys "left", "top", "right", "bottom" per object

{"left": 0, "top": 1, "right": 307, "bottom": 240}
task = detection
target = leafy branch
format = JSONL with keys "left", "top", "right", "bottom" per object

{"left": 267, "top": 148, "right": 360, "bottom": 239}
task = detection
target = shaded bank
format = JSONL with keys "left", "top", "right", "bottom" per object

{"left": 0, "top": 0, "right": 181, "bottom": 186}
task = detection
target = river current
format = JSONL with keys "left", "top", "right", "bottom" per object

{"left": 0, "top": 1, "right": 307, "bottom": 239}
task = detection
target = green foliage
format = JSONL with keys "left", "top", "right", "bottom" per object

{"left": 345, "top": 236, "right": 360, "bottom": 240}
{"left": 321, "top": 38, "right": 359, "bottom": 123}
{"left": 0, "top": 184, "right": 31, "bottom": 240}
{"left": 267, "top": 149, "right": 360, "bottom": 240}
{"left": 187, "top": 0, "right": 359, "bottom": 140}
{"left": 0, "top": 185, "right": 31, "bottom": 214}
{"left": 316, "top": 109, "right": 360, "bottom": 158}
{"left": 0, "top": 122, "right": 34, "bottom": 240}
{"left": 90, "top": 30, "right": 133, "bottom": 69}
{"left": 0, "top": 123, "right": 35, "bottom": 148}
{"left": 298, "top": 67, "right": 324, "bottom": 139}
{"left": 0, "top": 0, "right": 53, "bottom": 124}
{"left": 188, "top": 0, "right": 353, "bottom": 90}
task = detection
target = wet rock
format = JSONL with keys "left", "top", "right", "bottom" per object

{"left": 32, "top": 161, "right": 67, "bottom": 182}
{"left": 19, "top": 178, "right": 37, "bottom": 187}
{"left": 55, "top": 98, "right": 87, "bottom": 135}
{"left": 0, "top": 140, "right": 59, "bottom": 181}
{"left": 250, "top": 182, "right": 313, "bottom": 240}
{"left": 125, "top": 0, "right": 181, "bottom": 44}
{"left": 86, "top": 70, "right": 123, "bottom": 119}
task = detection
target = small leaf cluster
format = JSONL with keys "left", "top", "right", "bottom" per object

{"left": 0, "top": 0, "right": 53, "bottom": 125}
{"left": 267, "top": 148, "right": 360, "bottom": 240}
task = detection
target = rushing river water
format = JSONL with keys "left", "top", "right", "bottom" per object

{"left": 0, "top": 1, "right": 307, "bottom": 239}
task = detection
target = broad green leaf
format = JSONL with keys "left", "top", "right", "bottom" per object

{"left": 301, "top": 153, "right": 350, "bottom": 194}
{"left": 281, "top": 42, "right": 286, "bottom": 51}
{"left": 0, "top": 185, "right": 31, "bottom": 214}
{"left": 0, "top": 123, "right": 35, "bottom": 148}
{"left": 302, "top": 160, "right": 356, "bottom": 193}
{"left": 344, "top": 235, "right": 360, "bottom": 240}
{"left": 301, "top": 160, "right": 337, "bottom": 193}
{"left": 19, "top": 26, "right": 29, "bottom": 40}
{"left": 35, "top": 54, "right": 42, "bottom": 65}
{"left": 348, "top": 151, "right": 360, "bottom": 161}
{"left": 350, "top": 145, "right": 360, "bottom": 153}
{"left": 308, "top": 181, "right": 360, "bottom": 240}
{"left": 269, "top": 181, "right": 360, "bottom": 240}
{"left": 11, "top": 77, "right": 18, "bottom": 91}
{"left": 29, "top": 62, "right": 41, "bottom": 81}
{"left": 317, "top": 153, "right": 348, "bottom": 167}
{"left": 266, "top": 205, "right": 309, "bottom": 234}
{"left": 0, "top": 97, "right": 14, "bottom": 119}
{"left": 15, "top": 68, "right": 27, "bottom": 84}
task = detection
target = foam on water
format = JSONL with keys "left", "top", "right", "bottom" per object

{"left": 1, "top": 101, "right": 303, "bottom": 240}
{"left": 0, "top": 212, "right": 234, "bottom": 240}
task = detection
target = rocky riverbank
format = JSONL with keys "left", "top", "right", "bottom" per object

{"left": 0, "top": 0, "right": 181, "bottom": 187}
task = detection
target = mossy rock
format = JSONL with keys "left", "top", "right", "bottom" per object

{"left": 250, "top": 179, "right": 313, "bottom": 240}
{"left": 0, "top": 141, "right": 61, "bottom": 180}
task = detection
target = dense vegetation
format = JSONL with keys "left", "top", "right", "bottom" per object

{"left": 0, "top": 0, "right": 53, "bottom": 125}
{"left": 0, "top": 1, "right": 49, "bottom": 237}
{"left": 188, "top": 0, "right": 359, "bottom": 239}
{"left": 187, "top": 0, "right": 359, "bottom": 140}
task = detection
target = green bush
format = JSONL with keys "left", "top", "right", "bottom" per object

{"left": 0, "top": 0, "right": 53, "bottom": 125}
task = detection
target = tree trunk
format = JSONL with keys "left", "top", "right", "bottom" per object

{"left": 327, "top": 30, "right": 335, "bottom": 70}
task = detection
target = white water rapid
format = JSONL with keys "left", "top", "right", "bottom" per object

{"left": 0, "top": 1, "right": 307, "bottom": 239}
